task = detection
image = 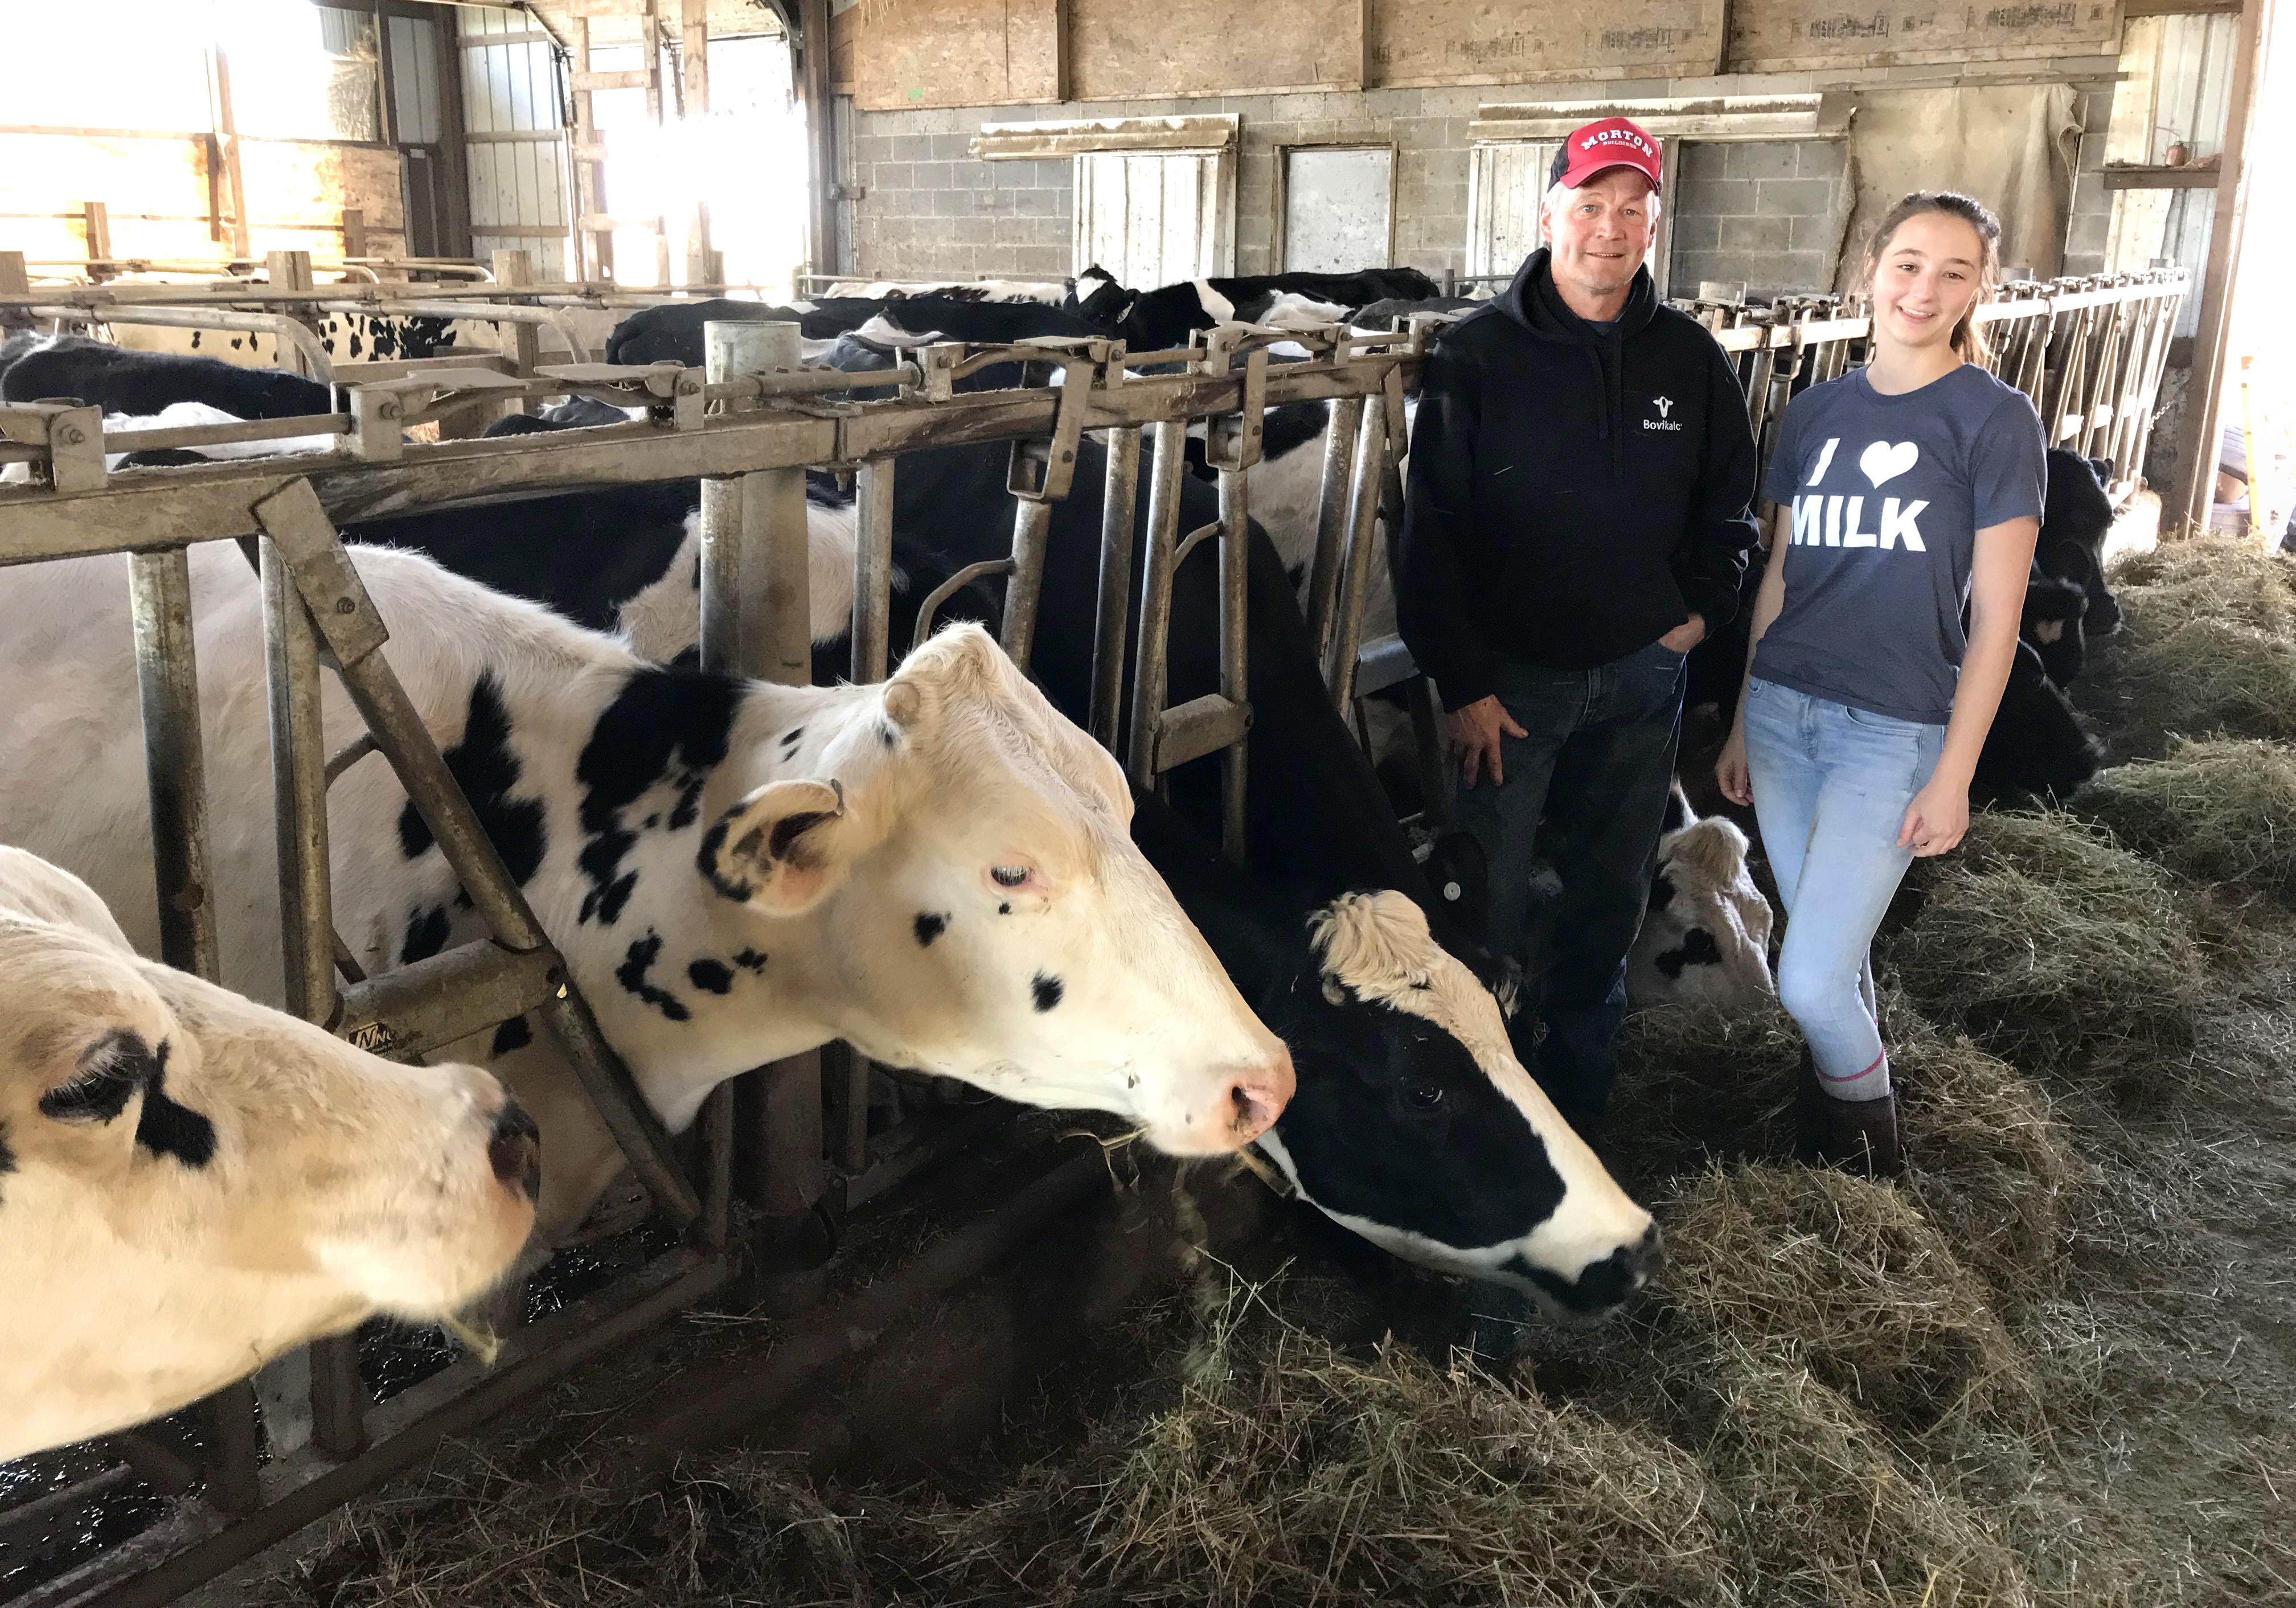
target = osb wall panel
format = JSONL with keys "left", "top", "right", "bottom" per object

{"left": 1727, "top": 0, "right": 2118, "bottom": 71}
{"left": 1067, "top": 0, "right": 1361, "bottom": 99}
{"left": 1366, "top": 0, "right": 1726, "bottom": 87}
{"left": 840, "top": 0, "right": 1061, "bottom": 110}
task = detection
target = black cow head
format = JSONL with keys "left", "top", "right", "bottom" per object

{"left": 1975, "top": 639, "right": 2101, "bottom": 800}
{"left": 2021, "top": 568, "right": 2090, "bottom": 688}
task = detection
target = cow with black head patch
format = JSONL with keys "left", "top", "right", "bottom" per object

{"left": 1131, "top": 797, "right": 1658, "bottom": 1317}
{"left": 0, "top": 846, "right": 536, "bottom": 1461}
{"left": 1625, "top": 786, "right": 1776, "bottom": 1010}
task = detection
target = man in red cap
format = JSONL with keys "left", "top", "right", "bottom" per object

{"left": 1396, "top": 116, "right": 1757, "bottom": 1137}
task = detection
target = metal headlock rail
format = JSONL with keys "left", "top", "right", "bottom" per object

{"left": 0, "top": 295, "right": 1428, "bottom": 1608}
{"left": 0, "top": 262, "right": 2180, "bottom": 1605}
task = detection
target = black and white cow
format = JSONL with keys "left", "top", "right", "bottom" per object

{"left": 604, "top": 296, "right": 1104, "bottom": 368}
{"left": 0, "top": 552, "right": 1293, "bottom": 1245}
{"left": 1624, "top": 786, "right": 1774, "bottom": 1010}
{"left": 1068, "top": 266, "right": 1444, "bottom": 351}
{"left": 0, "top": 844, "right": 538, "bottom": 1459}
{"left": 1131, "top": 793, "right": 1659, "bottom": 1314}
{"left": 0, "top": 333, "right": 331, "bottom": 419}
{"left": 822, "top": 278, "right": 1068, "bottom": 305}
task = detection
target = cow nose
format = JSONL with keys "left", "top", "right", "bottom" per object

{"left": 1224, "top": 1051, "right": 1294, "bottom": 1145}
{"left": 487, "top": 1100, "right": 542, "bottom": 1202}
{"left": 1627, "top": 1221, "right": 1665, "bottom": 1287}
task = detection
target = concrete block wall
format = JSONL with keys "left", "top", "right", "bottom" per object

{"left": 1667, "top": 140, "right": 1848, "bottom": 300}
{"left": 841, "top": 64, "right": 2119, "bottom": 298}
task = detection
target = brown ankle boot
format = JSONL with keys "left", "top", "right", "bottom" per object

{"left": 1822, "top": 1091, "right": 1902, "bottom": 1179}
{"left": 1795, "top": 1045, "right": 1903, "bottom": 1178}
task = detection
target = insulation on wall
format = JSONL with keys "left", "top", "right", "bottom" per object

{"left": 1835, "top": 85, "right": 2080, "bottom": 292}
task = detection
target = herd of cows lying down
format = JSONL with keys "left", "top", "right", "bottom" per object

{"left": 0, "top": 273, "right": 2120, "bottom": 1461}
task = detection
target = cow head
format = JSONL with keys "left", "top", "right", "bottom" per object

{"left": 0, "top": 847, "right": 535, "bottom": 1460}
{"left": 1627, "top": 809, "right": 1776, "bottom": 1010}
{"left": 691, "top": 625, "right": 1293, "bottom": 1156}
{"left": 1253, "top": 891, "right": 1660, "bottom": 1318}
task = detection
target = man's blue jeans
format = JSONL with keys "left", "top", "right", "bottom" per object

{"left": 1741, "top": 676, "right": 1946, "bottom": 1100}
{"left": 1453, "top": 640, "right": 1686, "bottom": 1131}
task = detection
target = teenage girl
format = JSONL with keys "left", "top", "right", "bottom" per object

{"left": 1716, "top": 191, "right": 2045, "bottom": 1175}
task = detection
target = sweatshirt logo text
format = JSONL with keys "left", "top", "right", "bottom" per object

{"left": 1643, "top": 395, "right": 1682, "bottom": 432}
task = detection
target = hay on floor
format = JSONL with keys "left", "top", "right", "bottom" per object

{"left": 2077, "top": 738, "right": 2296, "bottom": 901}
{"left": 1881, "top": 811, "right": 2205, "bottom": 1089}
{"left": 1885, "top": 1008, "right": 2077, "bottom": 1303}
{"left": 1699, "top": 1349, "right": 2037, "bottom": 1608}
{"left": 1658, "top": 1163, "right": 2031, "bottom": 1442}
{"left": 2111, "top": 617, "right": 2296, "bottom": 743}
{"left": 2108, "top": 536, "right": 2296, "bottom": 641}
{"left": 1609, "top": 999, "right": 1805, "bottom": 1184}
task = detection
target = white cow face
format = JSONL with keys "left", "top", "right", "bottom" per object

{"left": 1626, "top": 813, "right": 1776, "bottom": 1011}
{"left": 0, "top": 848, "right": 536, "bottom": 1460}
{"left": 695, "top": 626, "right": 1294, "bottom": 1155}
{"left": 1255, "top": 892, "right": 1661, "bottom": 1316}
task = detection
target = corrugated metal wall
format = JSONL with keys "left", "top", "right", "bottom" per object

{"left": 458, "top": 6, "right": 569, "bottom": 278}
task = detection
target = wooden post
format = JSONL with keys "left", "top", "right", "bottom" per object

{"left": 82, "top": 201, "right": 113, "bottom": 281}
{"left": 265, "top": 251, "right": 319, "bottom": 378}
{"left": 208, "top": 43, "right": 253, "bottom": 259}
{"left": 2172, "top": 0, "right": 2270, "bottom": 527}
{"left": 0, "top": 251, "right": 29, "bottom": 300}
{"left": 342, "top": 207, "right": 368, "bottom": 261}
{"left": 681, "top": 0, "right": 714, "bottom": 284}
{"left": 492, "top": 249, "right": 542, "bottom": 408}
{"left": 800, "top": 0, "right": 838, "bottom": 278}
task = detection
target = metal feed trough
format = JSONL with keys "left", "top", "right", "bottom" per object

{"left": 0, "top": 292, "right": 1429, "bottom": 1607}
{"left": 0, "top": 260, "right": 2182, "bottom": 1605}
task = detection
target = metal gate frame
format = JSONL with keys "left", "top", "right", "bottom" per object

{"left": 0, "top": 300, "right": 1428, "bottom": 1608}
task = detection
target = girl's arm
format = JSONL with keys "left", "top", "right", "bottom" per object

{"left": 1898, "top": 515, "right": 2041, "bottom": 855}
{"left": 1715, "top": 503, "right": 1793, "bottom": 806}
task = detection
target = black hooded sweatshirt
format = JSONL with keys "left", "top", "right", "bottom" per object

{"left": 1396, "top": 248, "right": 1759, "bottom": 709}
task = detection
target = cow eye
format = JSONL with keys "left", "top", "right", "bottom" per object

{"left": 991, "top": 865, "right": 1030, "bottom": 888}
{"left": 1408, "top": 1085, "right": 1446, "bottom": 1110}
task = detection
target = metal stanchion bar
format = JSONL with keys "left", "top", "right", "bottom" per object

{"left": 1001, "top": 497, "right": 1055, "bottom": 667}
{"left": 852, "top": 457, "right": 897, "bottom": 681}
{"left": 252, "top": 479, "right": 700, "bottom": 1225}
{"left": 1215, "top": 468, "right": 1250, "bottom": 865}
{"left": 127, "top": 547, "right": 266, "bottom": 1511}
{"left": 1325, "top": 403, "right": 1389, "bottom": 714}
{"left": 701, "top": 318, "right": 823, "bottom": 1246}
{"left": 1305, "top": 394, "right": 1365, "bottom": 671}
{"left": 260, "top": 535, "right": 365, "bottom": 1457}
{"left": 1126, "top": 419, "right": 1190, "bottom": 787}
{"left": 1089, "top": 426, "right": 1141, "bottom": 754}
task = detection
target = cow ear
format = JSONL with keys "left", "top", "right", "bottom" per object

{"left": 699, "top": 780, "right": 853, "bottom": 915}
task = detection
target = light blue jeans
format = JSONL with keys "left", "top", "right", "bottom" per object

{"left": 1741, "top": 677, "right": 1947, "bottom": 1101}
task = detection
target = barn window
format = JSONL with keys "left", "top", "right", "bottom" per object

{"left": 974, "top": 116, "right": 1240, "bottom": 284}
{"left": 458, "top": 5, "right": 571, "bottom": 280}
{"left": 1280, "top": 146, "right": 1395, "bottom": 274}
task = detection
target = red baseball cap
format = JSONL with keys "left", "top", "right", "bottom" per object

{"left": 1548, "top": 117, "right": 1663, "bottom": 194}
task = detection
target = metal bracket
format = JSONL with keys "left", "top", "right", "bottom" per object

{"left": 0, "top": 400, "right": 106, "bottom": 491}
{"left": 1200, "top": 339, "right": 1268, "bottom": 473}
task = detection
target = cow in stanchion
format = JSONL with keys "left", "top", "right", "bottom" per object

{"left": 0, "top": 846, "right": 538, "bottom": 1460}
{"left": 0, "top": 551, "right": 1293, "bottom": 1247}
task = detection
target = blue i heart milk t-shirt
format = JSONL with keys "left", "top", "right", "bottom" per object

{"left": 1753, "top": 363, "right": 2047, "bottom": 725}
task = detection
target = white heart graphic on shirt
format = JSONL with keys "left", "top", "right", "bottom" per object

{"left": 1860, "top": 440, "right": 1919, "bottom": 489}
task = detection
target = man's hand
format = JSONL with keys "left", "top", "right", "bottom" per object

{"left": 1449, "top": 695, "right": 1528, "bottom": 789}
{"left": 1659, "top": 613, "right": 1707, "bottom": 654}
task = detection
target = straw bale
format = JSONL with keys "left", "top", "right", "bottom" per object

{"left": 1881, "top": 812, "right": 2204, "bottom": 1089}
